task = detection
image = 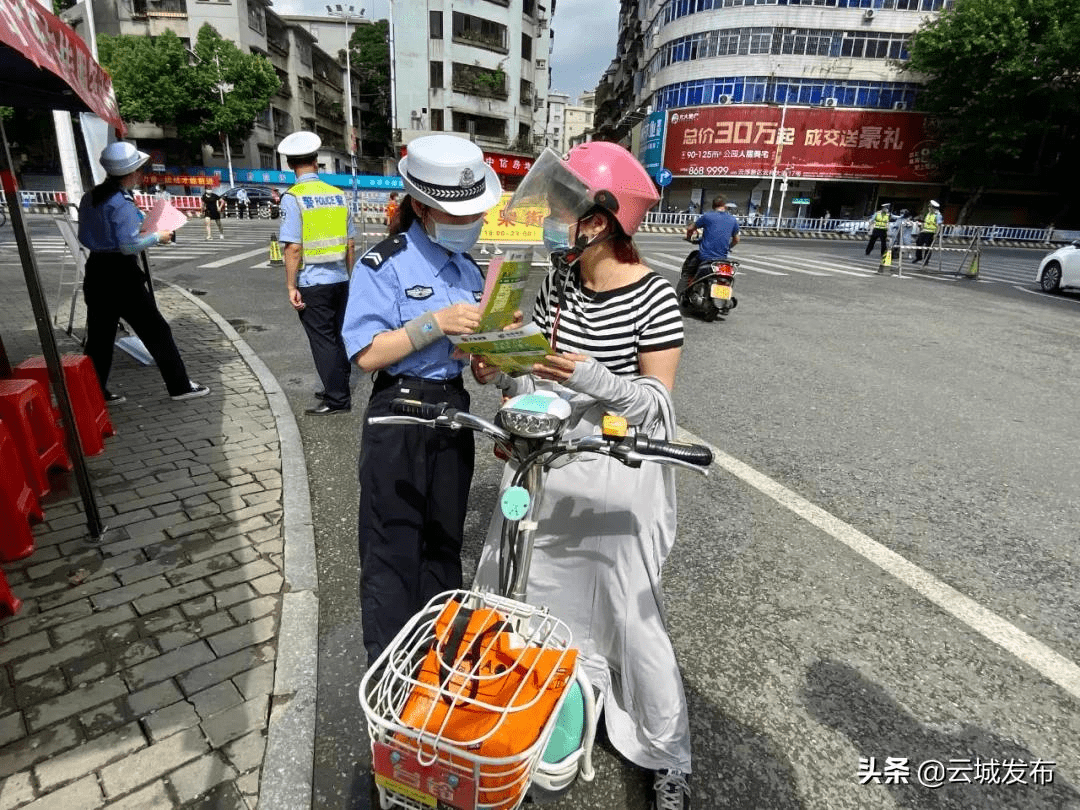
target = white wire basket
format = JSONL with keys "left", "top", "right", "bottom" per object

{"left": 359, "top": 589, "right": 580, "bottom": 810}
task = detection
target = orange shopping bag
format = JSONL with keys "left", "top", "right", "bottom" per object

{"left": 397, "top": 597, "right": 577, "bottom": 810}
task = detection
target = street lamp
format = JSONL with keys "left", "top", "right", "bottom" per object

{"left": 187, "top": 48, "right": 235, "bottom": 189}
{"left": 765, "top": 84, "right": 790, "bottom": 227}
{"left": 327, "top": 4, "right": 364, "bottom": 223}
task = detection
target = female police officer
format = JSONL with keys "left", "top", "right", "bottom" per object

{"left": 341, "top": 135, "right": 502, "bottom": 664}
{"left": 78, "top": 142, "right": 209, "bottom": 403}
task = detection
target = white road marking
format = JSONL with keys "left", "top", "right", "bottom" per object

{"left": 680, "top": 428, "right": 1080, "bottom": 701}
{"left": 1015, "top": 285, "right": 1080, "bottom": 304}
{"left": 739, "top": 258, "right": 829, "bottom": 276}
{"left": 199, "top": 247, "right": 269, "bottom": 268}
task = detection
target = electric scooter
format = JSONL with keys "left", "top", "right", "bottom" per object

{"left": 678, "top": 235, "right": 738, "bottom": 322}
{"left": 359, "top": 391, "right": 713, "bottom": 810}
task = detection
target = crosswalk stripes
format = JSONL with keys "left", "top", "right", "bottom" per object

{"left": 644, "top": 244, "right": 1033, "bottom": 287}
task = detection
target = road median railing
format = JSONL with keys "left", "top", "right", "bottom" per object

{"left": 639, "top": 213, "right": 1065, "bottom": 247}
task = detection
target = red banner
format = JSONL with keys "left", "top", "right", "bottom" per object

{"left": 0, "top": 0, "right": 125, "bottom": 132}
{"left": 663, "top": 105, "right": 936, "bottom": 182}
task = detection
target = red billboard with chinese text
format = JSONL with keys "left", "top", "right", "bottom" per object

{"left": 663, "top": 105, "right": 936, "bottom": 182}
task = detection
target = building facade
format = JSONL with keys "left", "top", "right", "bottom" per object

{"left": 594, "top": 0, "right": 953, "bottom": 220}
{"left": 63, "top": 0, "right": 370, "bottom": 180}
{"left": 392, "top": 0, "right": 556, "bottom": 187}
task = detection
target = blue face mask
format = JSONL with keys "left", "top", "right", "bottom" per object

{"left": 542, "top": 217, "right": 572, "bottom": 252}
{"left": 430, "top": 218, "right": 485, "bottom": 254}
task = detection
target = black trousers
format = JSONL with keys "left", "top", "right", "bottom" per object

{"left": 357, "top": 374, "right": 474, "bottom": 664}
{"left": 296, "top": 281, "right": 351, "bottom": 409}
{"left": 83, "top": 252, "right": 192, "bottom": 395}
{"left": 915, "top": 231, "right": 935, "bottom": 262}
{"left": 866, "top": 228, "right": 889, "bottom": 256}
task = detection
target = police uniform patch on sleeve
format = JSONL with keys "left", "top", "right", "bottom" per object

{"left": 360, "top": 234, "right": 408, "bottom": 270}
{"left": 405, "top": 285, "right": 435, "bottom": 300}
{"left": 472, "top": 290, "right": 483, "bottom": 302}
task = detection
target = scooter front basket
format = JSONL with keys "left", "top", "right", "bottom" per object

{"left": 360, "top": 589, "right": 580, "bottom": 810}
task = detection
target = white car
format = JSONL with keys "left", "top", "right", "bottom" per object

{"left": 1036, "top": 241, "right": 1080, "bottom": 293}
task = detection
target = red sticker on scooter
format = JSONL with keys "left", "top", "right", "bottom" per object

{"left": 373, "top": 741, "right": 476, "bottom": 810}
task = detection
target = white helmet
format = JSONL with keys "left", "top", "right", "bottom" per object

{"left": 100, "top": 142, "right": 150, "bottom": 177}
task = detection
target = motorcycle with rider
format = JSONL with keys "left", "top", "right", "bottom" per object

{"left": 679, "top": 195, "right": 740, "bottom": 321}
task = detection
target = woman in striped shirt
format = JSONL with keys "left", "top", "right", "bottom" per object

{"left": 473, "top": 143, "right": 692, "bottom": 810}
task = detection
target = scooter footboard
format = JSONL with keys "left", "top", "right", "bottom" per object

{"left": 360, "top": 589, "right": 584, "bottom": 810}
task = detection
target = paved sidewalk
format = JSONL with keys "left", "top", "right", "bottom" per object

{"left": 0, "top": 276, "right": 317, "bottom": 809}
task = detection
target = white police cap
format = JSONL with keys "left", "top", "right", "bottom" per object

{"left": 929, "top": 199, "right": 940, "bottom": 208}
{"left": 277, "top": 131, "right": 321, "bottom": 158}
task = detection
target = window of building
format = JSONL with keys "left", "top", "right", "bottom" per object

{"left": 653, "top": 76, "right": 920, "bottom": 111}
{"left": 452, "top": 62, "right": 508, "bottom": 99}
{"left": 259, "top": 145, "right": 275, "bottom": 169}
{"left": 430, "top": 61, "right": 444, "bottom": 88}
{"left": 524, "top": 0, "right": 535, "bottom": 14}
{"left": 451, "top": 112, "right": 506, "bottom": 140}
{"left": 521, "top": 32, "right": 532, "bottom": 60}
{"left": 247, "top": 3, "right": 264, "bottom": 34}
{"left": 430, "top": 10, "right": 443, "bottom": 39}
{"left": 430, "top": 108, "right": 445, "bottom": 130}
{"left": 452, "top": 12, "right": 508, "bottom": 52}
{"left": 520, "top": 78, "right": 533, "bottom": 105}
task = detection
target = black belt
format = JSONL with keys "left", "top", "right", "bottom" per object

{"left": 373, "top": 371, "right": 465, "bottom": 393}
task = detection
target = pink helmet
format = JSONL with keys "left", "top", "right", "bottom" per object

{"left": 562, "top": 141, "right": 660, "bottom": 236}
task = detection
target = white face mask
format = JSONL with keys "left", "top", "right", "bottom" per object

{"left": 428, "top": 217, "right": 485, "bottom": 254}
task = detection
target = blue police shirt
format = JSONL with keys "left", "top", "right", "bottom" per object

{"left": 278, "top": 172, "right": 356, "bottom": 287}
{"left": 342, "top": 220, "right": 484, "bottom": 380}
{"left": 78, "top": 189, "right": 158, "bottom": 255}
{"left": 694, "top": 210, "right": 739, "bottom": 260}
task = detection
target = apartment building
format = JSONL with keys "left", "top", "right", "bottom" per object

{"left": 595, "top": 0, "right": 953, "bottom": 219}
{"left": 63, "top": 0, "right": 359, "bottom": 177}
{"left": 394, "top": 0, "right": 555, "bottom": 188}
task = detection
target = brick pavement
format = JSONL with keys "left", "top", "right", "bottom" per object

{"left": 0, "top": 271, "right": 317, "bottom": 810}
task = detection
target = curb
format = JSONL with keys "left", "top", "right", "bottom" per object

{"left": 168, "top": 284, "right": 318, "bottom": 810}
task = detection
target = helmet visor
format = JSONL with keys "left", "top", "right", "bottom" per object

{"left": 503, "top": 149, "right": 595, "bottom": 249}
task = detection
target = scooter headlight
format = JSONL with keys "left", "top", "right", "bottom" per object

{"left": 498, "top": 391, "right": 572, "bottom": 439}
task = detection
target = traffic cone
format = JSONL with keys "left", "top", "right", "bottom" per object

{"left": 269, "top": 235, "right": 284, "bottom": 266}
{"left": 965, "top": 254, "right": 979, "bottom": 278}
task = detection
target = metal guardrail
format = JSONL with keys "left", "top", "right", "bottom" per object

{"left": 642, "top": 212, "right": 1063, "bottom": 243}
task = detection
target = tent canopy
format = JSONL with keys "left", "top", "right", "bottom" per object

{"left": 0, "top": 0, "right": 125, "bottom": 132}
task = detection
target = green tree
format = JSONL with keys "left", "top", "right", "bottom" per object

{"left": 905, "top": 0, "right": 1080, "bottom": 221}
{"left": 349, "top": 20, "right": 393, "bottom": 157}
{"left": 98, "top": 25, "right": 279, "bottom": 163}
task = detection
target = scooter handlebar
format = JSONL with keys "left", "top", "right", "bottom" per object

{"left": 388, "top": 398, "right": 451, "bottom": 420}
{"left": 632, "top": 436, "right": 714, "bottom": 467}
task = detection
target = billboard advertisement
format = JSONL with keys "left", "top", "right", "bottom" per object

{"left": 663, "top": 105, "right": 936, "bottom": 182}
{"left": 640, "top": 111, "right": 667, "bottom": 179}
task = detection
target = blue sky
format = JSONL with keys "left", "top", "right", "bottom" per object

{"left": 273, "top": 0, "right": 619, "bottom": 100}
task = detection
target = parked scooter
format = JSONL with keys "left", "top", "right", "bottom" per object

{"left": 677, "top": 235, "right": 738, "bottom": 321}
{"left": 359, "top": 393, "right": 713, "bottom": 810}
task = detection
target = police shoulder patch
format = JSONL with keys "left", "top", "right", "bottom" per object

{"left": 360, "top": 234, "right": 408, "bottom": 271}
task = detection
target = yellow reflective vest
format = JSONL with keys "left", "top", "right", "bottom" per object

{"left": 873, "top": 210, "right": 891, "bottom": 229}
{"left": 286, "top": 179, "right": 349, "bottom": 265}
{"left": 923, "top": 211, "right": 939, "bottom": 233}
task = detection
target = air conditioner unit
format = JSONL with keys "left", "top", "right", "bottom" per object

{"left": 863, "top": 8, "right": 875, "bottom": 19}
{"left": 717, "top": 93, "right": 732, "bottom": 104}
{"left": 823, "top": 97, "right": 838, "bottom": 108}
{"left": 892, "top": 101, "right": 907, "bottom": 110}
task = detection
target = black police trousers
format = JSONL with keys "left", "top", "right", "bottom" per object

{"left": 295, "top": 281, "right": 351, "bottom": 409}
{"left": 83, "top": 252, "right": 192, "bottom": 396}
{"left": 357, "top": 373, "right": 474, "bottom": 664}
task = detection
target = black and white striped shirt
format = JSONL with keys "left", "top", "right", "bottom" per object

{"left": 534, "top": 268, "right": 684, "bottom": 376}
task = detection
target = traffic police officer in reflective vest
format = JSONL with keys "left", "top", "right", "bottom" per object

{"left": 915, "top": 199, "right": 943, "bottom": 264}
{"left": 277, "top": 131, "right": 356, "bottom": 414}
{"left": 341, "top": 135, "right": 503, "bottom": 664}
{"left": 865, "top": 202, "right": 892, "bottom": 258}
